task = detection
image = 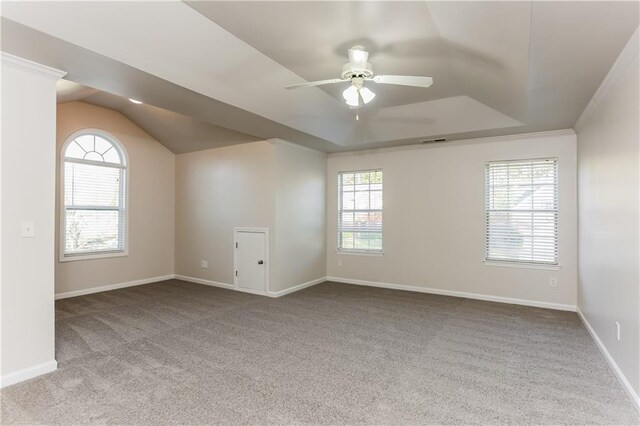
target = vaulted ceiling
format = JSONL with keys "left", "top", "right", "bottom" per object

{"left": 56, "top": 80, "right": 261, "bottom": 154}
{"left": 2, "top": 1, "right": 638, "bottom": 153}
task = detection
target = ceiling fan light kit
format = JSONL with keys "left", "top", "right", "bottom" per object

{"left": 285, "top": 45, "right": 433, "bottom": 109}
{"left": 342, "top": 85, "right": 360, "bottom": 107}
{"left": 342, "top": 76, "right": 376, "bottom": 107}
{"left": 359, "top": 87, "right": 376, "bottom": 104}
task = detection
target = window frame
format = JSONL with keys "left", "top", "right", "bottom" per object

{"left": 484, "top": 157, "right": 559, "bottom": 268}
{"left": 59, "top": 129, "right": 129, "bottom": 262}
{"left": 337, "top": 168, "right": 383, "bottom": 255}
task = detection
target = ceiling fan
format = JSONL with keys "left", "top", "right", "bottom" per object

{"left": 285, "top": 45, "right": 433, "bottom": 108}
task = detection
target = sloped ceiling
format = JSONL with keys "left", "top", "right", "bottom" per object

{"left": 2, "top": 1, "right": 638, "bottom": 153}
{"left": 57, "top": 80, "right": 261, "bottom": 154}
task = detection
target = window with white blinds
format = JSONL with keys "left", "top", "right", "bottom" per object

{"left": 62, "top": 132, "right": 127, "bottom": 259}
{"left": 338, "top": 169, "right": 383, "bottom": 252}
{"left": 485, "top": 158, "right": 558, "bottom": 265}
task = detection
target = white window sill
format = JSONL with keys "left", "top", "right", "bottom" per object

{"left": 484, "top": 260, "right": 560, "bottom": 271}
{"left": 336, "top": 250, "right": 384, "bottom": 257}
{"left": 60, "top": 250, "right": 128, "bottom": 263}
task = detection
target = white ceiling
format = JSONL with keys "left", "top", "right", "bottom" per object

{"left": 2, "top": 1, "right": 638, "bottom": 153}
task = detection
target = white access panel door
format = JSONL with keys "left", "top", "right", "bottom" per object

{"left": 235, "top": 230, "right": 266, "bottom": 292}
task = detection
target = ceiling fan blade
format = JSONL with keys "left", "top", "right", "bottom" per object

{"left": 371, "top": 75, "right": 433, "bottom": 88}
{"left": 285, "top": 78, "right": 347, "bottom": 90}
{"left": 348, "top": 46, "right": 369, "bottom": 71}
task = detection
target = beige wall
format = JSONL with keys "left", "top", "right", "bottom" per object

{"left": 273, "top": 141, "right": 327, "bottom": 291}
{"left": 327, "top": 131, "right": 578, "bottom": 309}
{"left": 577, "top": 33, "right": 639, "bottom": 397}
{"left": 175, "top": 140, "right": 327, "bottom": 292}
{"left": 1, "top": 55, "right": 62, "bottom": 384}
{"left": 175, "top": 141, "right": 276, "bottom": 286}
{"left": 55, "top": 102, "right": 175, "bottom": 296}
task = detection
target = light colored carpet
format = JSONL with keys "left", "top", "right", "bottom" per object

{"left": 1, "top": 279, "right": 637, "bottom": 425}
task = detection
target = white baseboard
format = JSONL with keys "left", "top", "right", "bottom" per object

{"left": 55, "top": 275, "right": 175, "bottom": 300}
{"left": 0, "top": 360, "right": 57, "bottom": 389}
{"left": 175, "top": 274, "right": 325, "bottom": 298}
{"left": 326, "top": 276, "right": 576, "bottom": 312}
{"left": 577, "top": 307, "right": 640, "bottom": 412}
{"left": 267, "top": 277, "right": 326, "bottom": 297}
{"left": 56, "top": 273, "right": 325, "bottom": 301}
{"left": 56, "top": 273, "right": 575, "bottom": 310}
{"left": 173, "top": 274, "right": 235, "bottom": 290}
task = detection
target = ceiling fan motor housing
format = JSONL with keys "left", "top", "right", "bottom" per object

{"left": 284, "top": 45, "right": 432, "bottom": 92}
{"left": 341, "top": 62, "right": 374, "bottom": 80}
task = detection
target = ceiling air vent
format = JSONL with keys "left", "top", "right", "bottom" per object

{"left": 421, "top": 138, "right": 447, "bottom": 144}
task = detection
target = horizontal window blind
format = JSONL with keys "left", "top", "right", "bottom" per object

{"left": 338, "top": 169, "right": 382, "bottom": 252}
{"left": 486, "top": 158, "right": 558, "bottom": 265}
{"left": 63, "top": 134, "right": 126, "bottom": 257}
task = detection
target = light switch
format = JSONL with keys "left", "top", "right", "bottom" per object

{"left": 21, "top": 220, "right": 35, "bottom": 238}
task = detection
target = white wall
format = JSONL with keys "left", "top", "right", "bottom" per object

{"left": 55, "top": 102, "right": 175, "bottom": 297}
{"left": 1, "top": 54, "right": 64, "bottom": 386}
{"left": 327, "top": 131, "right": 578, "bottom": 309}
{"left": 175, "top": 141, "right": 276, "bottom": 286}
{"left": 576, "top": 28, "right": 639, "bottom": 404}
{"left": 273, "top": 141, "right": 327, "bottom": 291}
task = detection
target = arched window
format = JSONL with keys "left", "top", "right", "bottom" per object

{"left": 61, "top": 130, "right": 127, "bottom": 260}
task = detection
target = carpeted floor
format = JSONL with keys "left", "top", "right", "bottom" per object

{"left": 1, "top": 279, "right": 638, "bottom": 425}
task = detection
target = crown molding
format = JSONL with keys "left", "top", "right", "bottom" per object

{"left": 574, "top": 27, "right": 639, "bottom": 132}
{"left": 1, "top": 52, "right": 66, "bottom": 80}
{"left": 328, "top": 129, "right": 576, "bottom": 158}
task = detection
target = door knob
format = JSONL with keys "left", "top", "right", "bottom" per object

{"left": 258, "top": 260, "right": 264, "bottom": 265}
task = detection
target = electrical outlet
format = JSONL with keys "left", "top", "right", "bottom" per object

{"left": 337, "top": 258, "right": 343, "bottom": 267}
{"left": 549, "top": 277, "right": 558, "bottom": 287}
{"left": 616, "top": 321, "right": 621, "bottom": 341}
{"left": 200, "top": 260, "right": 208, "bottom": 269}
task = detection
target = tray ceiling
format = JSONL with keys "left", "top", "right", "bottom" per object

{"left": 2, "top": 1, "right": 638, "bottom": 152}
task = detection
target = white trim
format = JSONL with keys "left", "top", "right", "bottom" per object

{"left": 577, "top": 307, "right": 640, "bottom": 413}
{"left": 174, "top": 274, "right": 234, "bottom": 290}
{"left": 328, "top": 129, "right": 576, "bottom": 158}
{"left": 337, "top": 169, "right": 384, "bottom": 253}
{"left": 327, "top": 276, "right": 576, "bottom": 312}
{"left": 175, "top": 275, "right": 326, "bottom": 298}
{"left": 237, "top": 287, "right": 267, "bottom": 296}
{"left": 63, "top": 129, "right": 128, "bottom": 166}
{"left": 233, "top": 227, "right": 269, "bottom": 295}
{"left": 337, "top": 250, "right": 384, "bottom": 257}
{"left": 575, "top": 27, "right": 639, "bottom": 132}
{"left": 55, "top": 275, "right": 174, "bottom": 300}
{"left": 0, "top": 52, "right": 66, "bottom": 80}
{"left": 484, "top": 261, "right": 561, "bottom": 271}
{"left": 55, "top": 273, "right": 325, "bottom": 301}
{"left": 174, "top": 274, "right": 268, "bottom": 297}
{"left": 268, "top": 138, "right": 327, "bottom": 156}
{"left": 267, "top": 277, "right": 326, "bottom": 297}
{"left": 0, "top": 360, "right": 57, "bottom": 389}
{"left": 59, "top": 250, "right": 128, "bottom": 263}
{"left": 59, "top": 129, "right": 129, "bottom": 262}
{"left": 484, "top": 157, "right": 559, "bottom": 268}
